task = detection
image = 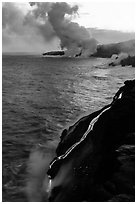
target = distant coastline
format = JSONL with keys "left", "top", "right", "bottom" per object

{"left": 42, "top": 39, "right": 135, "bottom": 58}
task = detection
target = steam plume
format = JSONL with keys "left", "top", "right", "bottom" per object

{"left": 25, "top": 141, "right": 57, "bottom": 201}
{"left": 2, "top": 2, "right": 134, "bottom": 54}
{"left": 29, "top": 2, "right": 97, "bottom": 57}
{"left": 2, "top": 2, "right": 58, "bottom": 52}
{"left": 110, "top": 53, "right": 129, "bottom": 65}
{"left": 2, "top": 2, "right": 97, "bottom": 55}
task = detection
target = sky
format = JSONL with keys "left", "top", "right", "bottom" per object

{"left": 2, "top": 1, "right": 135, "bottom": 53}
{"left": 75, "top": 1, "right": 135, "bottom": 31}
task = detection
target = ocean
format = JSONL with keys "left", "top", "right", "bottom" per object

{"left": 2, "top": 55, "right": 135, "bottom": 201}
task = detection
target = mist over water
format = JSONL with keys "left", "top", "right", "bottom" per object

{"left": 2, "top": 55, "right": 134, "bottom": 201}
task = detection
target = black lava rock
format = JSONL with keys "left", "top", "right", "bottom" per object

{"left": 47, "top": 80, "right": 135, "bottom": 202}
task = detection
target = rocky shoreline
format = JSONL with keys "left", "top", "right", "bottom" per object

{"left": 109, "top": 55, "right": 135, "bottom": 67}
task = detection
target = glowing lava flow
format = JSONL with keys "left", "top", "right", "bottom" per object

{"left": 49, "top": 105, "right": 111, "bottom": 170}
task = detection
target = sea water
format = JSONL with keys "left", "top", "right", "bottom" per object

{"left": 2, "top": 55, "right": 135, "bottom": 201}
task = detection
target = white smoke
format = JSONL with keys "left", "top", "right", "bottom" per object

{"left": 29, "top": 2, "right": 97, "bottom": 57}
{"left": 110, "top": 52, "right": 129, "bottom": 66}
{"left": 25, "top": 141, "right": 57, "bottom": 201}
{"left": 2, "top": 2, "right": 59, "bottom": 52}
{"left": 2, "top": 2, "right": 97, "bottom": 56}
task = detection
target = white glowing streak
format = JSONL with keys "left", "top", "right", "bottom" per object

{"left": 50, "top": 105, "right": 111, "bottom": 168}
{"left": 119, "top": 93, "right": 122, "bottom": 99}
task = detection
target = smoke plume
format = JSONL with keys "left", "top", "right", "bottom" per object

{"left": 2, "top": 2, "right": 57, "bottom": 52}
{"left": 29, "top": 2, "right": 97, "bottom": 57}
{"left": 2, "top": 2, "right": 97, "bottom": 56}
{"left": 110, "top": 53, "right": 129, "bottom": 66}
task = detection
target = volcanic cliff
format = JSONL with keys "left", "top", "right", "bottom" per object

{"left": 47, "top": 79, "right": 135, "bottom": 202}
